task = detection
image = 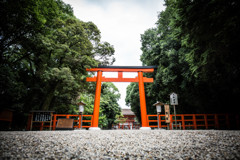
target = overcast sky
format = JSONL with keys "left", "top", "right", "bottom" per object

{"left": 63, "top": 0, "right": 165, "bottom": 108}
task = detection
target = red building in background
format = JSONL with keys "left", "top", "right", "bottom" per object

{"left": 115, "top": 109, "right": 140, "bottom": 129}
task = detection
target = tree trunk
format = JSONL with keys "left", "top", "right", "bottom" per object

{"left": 41, "top": 83, "right": 58, "bottom": 111}
{"left": 107, "top": 121, "right": 113, "bottom": 129}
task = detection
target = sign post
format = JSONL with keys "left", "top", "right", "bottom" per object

{"left": 170, "top": 92, "right": 178, "bottom": 129}
{"left": 164, "top": 104, "right": 170, "bottom": 129}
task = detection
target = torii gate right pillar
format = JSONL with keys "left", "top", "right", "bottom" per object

{"left": 138, "top": 71, "right": 151, "bottom": 130}
{"left": 138, "top": 72, "right": 147, "bottom": 127}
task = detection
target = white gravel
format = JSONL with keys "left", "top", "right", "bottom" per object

{"left": 0, "top": 130, "right": 240, "bottom": 159}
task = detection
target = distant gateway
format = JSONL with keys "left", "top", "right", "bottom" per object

{"left": 86, "top": 66, "right": 156, "bottom": 130}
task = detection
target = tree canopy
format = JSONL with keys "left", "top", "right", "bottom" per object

{"left": 0, "top": 0, "right": 116, "bottom": 121}
{"left": 126, "top": 0, "right": 240, "bottom": 122}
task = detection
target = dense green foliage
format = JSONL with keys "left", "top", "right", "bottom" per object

{"left": 126, "top": 0, "right": 240, "bottom": 122}
{"left": 0, "top": 0, "right": 118, "bottom": 128}
{"left": 79, "top": 82, "right": 121, "bottom": 129}
{"left": 99, "top": 82, "right": 121, "bottom": 129}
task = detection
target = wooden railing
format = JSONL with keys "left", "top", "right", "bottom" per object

{"left": 27, "top": 113, "right": 239, "bottom": 130}
{"left": 147, "top": 114, "right": 240, "bottom": 130}
{"left": 27, "top": 114, "right": 93, "bottom": 130}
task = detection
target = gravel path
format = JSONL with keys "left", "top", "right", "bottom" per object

{"left": 0, "top": 130, "right": 240, "bottom": 159}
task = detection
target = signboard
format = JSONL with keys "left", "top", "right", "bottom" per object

{"left": 30, "top": 111, "right": 54, "bottom": 131}
{"left": 56, "top": 119, "right": 74, "bottom": 130}
{"left": 164, "top": 104, "right": 170, "bottom": 123}
{"left": 170, "top": 92, "right": 178, "bottom": 105}
{"left": 33, "top": 112, "right": 52, "bottom": 122}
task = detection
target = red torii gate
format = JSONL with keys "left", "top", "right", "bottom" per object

{"left": 86, "top": 66, "right": 156, "bottom": 130}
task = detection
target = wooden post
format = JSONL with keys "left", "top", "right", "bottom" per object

{"left": 118, "top": 71, "right": 123, "bottom": 78}
{"left": 138, "top": 71, "right": 148, "bottom": 127}
{"left": 159, "top": 115, "right": 162, "bottom": 128}
{"left": 30, "top": 113, "right": 33, "bottom": 131}
{"left": 92, "top": 71, "right": 102, "bottom": 128}
{"left": 215, "top": 114, "right": 219, "bottom": 129}
{"left": 78, "top": 115, "right": 81, "bottom": 128}
{"left": 40, "top": 122, "right": 44, "bottom": 131}
{"left": 90, "top": 115, "right": 93, "bottom": 127}
{"left": 170, "top": 115, "right": 173, "bottom": 130}
{"left": 193, "top": 115, "right": 197, "bottom": 129}
{"left": 181, "top": 115, "right": 185, "bottom": 130}
{"left": 49, "top": 113, "right": 52, "bottom": 131}
{"left": 204, "top": 114, "right": 208, "bottom": 129}
{"left": 80, "top": 114, "right": 83, "bottom": 129}
{"left": 53, "top": 114, "right": 57, "bottom": 130}
{"left": 173, "top": 105, "right": 177, "bottom": 129}
{"left": 26, "top": 114, "right": 31, "bottom": 131}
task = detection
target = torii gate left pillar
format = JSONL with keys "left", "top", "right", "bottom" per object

{"left": 86, "top": 66, "right": 156, "bottom": 130}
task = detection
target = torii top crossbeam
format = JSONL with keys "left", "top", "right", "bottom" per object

{"left": 86, "top": 65, "right": 157, "bottom": 72}
{"left": 86, "top": 66, "right": 157, "bottom": 83}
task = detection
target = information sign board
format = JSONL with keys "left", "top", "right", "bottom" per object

{"left": 33, "top": 112, "right": 52, "bottom": 122}
{"left": 56, "top": 119, "right": 74, "bottom": 130}
{"left": 30, "top": 111, "right": 54, "bottom": 131}
{"left": 164, "top": 104, "right": 170, "bottom": 123}
{"left": 170, "top": 92, "right": 178, "bottom": 105}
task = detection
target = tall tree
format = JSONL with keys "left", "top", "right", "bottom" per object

{"left": 126, "top": 0, "right": 240, "bottom": 122}
{"left": 0, "top": 0, "right": 115, "bottom": 115}
{"left": 126, "top": 4, "right": 194, "bottom": 123}
{"left": 100, "top": 82, "right": 121, "bottom": 129}
{"left": 126, "top": 83, "right": 141, "bottom": 122}
{"left": 171, "top": 0, "right": 240, "bottom": 113}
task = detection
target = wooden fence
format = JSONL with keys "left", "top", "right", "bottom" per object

{"left": 27, "top": 114, "right": 93, "bottom": 131}
{"left": 27, "top": 113, "right": 240, "bottom": 130}
{"left": 147, "top": 114, "right": 240, "bottom": 130}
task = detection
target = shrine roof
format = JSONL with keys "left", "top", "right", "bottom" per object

{"left": 122, "top": 109, "right": 135, "bottom": 116}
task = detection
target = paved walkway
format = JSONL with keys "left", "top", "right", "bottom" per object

{"left": 0, "top": 130, "right": 240, "bottom": 159}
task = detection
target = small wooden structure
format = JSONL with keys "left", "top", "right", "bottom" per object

{"left": 0, "top": 108, "right": 14, "bottom": 129}
{"left": 26, "top": 114, "right": 93, "bottom": 130}
{"left": 28, "top": 111, "right": 54, "bottom": 131}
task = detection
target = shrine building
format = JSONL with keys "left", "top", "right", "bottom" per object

{"left": 115, "top": 109, "right": 140, "bottom": 130}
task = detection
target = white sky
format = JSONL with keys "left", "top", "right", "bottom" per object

{"left": 63, "top": 0, "right": 165, "bottom": 108}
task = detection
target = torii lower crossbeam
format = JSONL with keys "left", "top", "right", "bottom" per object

{"left": 86, "top": 66, "right": 156, "bottom": 130}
